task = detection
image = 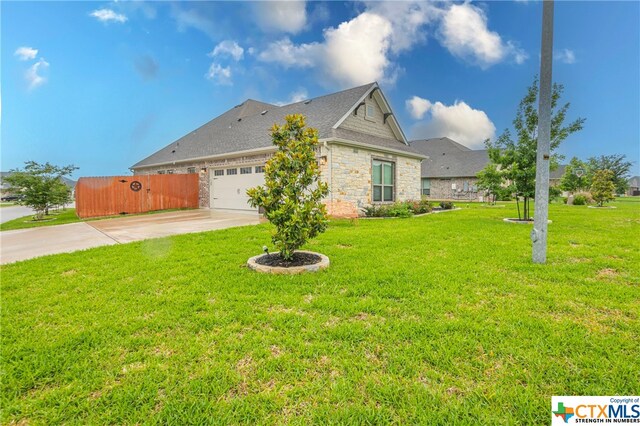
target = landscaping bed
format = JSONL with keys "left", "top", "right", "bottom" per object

{"left": 1, "top": 199, "right": 638, "bottom": 424}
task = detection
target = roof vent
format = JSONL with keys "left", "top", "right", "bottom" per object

{"left": 261, "top": 110, "right": 268, "bottom": 115}
{"left": 171, "top": 150, "right": 176, "bottom": 154}
{"left": 237, "top": 118, "right": 242, "bottom": 122}
{"left": 304, "top": 100, "right": 311, "bottom": 105}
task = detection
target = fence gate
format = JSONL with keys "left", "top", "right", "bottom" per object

{"left": 75, "top": 174, "right": 199, "bottom": 219}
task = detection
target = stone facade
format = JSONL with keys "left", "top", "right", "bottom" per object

{"left": 426, "top": 177, "right": 487, "bottom": 201}
{"left": 322, "top": 143, "right": 421, "bottom": 215}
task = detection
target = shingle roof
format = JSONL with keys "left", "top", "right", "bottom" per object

{"left": 409, "top": 138, "right": 488, "bottom": 178}
{"left": 549, "top": 164, "right": 567, "bottom": 180}
{"left": 131, "top": 83, "right": 418, "bottom": 168}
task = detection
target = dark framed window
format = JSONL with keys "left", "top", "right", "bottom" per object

{"left": 240, "top": 167, "right": 252, "bottom": 174}
{"left": 157, "top": 170, "right": 165, "bottom": 175}
{"left": 421, "top": 178, "right": 430, "bottom": 196}
{"left": 167, "top": 170, "right": 174, "bottom": 174}
{"left": 255, "top": 165, "right": 265, "bottom": 173}
{"left": 226, "top": 168, "right": 237, "bottom": 175}
{"left": 372, "top": 160, "right": 394, "bottom": 202}
{"left": 214, "top": 169, "right": 224, "bottom": 176}
{"left": 187, "top": 167, "right": 196, "bottom": 174}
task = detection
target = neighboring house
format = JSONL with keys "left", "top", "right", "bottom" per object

{"left": 628, "top": 176, "right": 640, "bottom": 196}
{"left": 409, "top": 138, "right": 489, "bottom": 201}
{"left": 131, "top": 83, "right": 425, "bottom": 217}
{"left": 549, "top": 164, "right": 567, "bottom": 188}
{"left": 409, "top": 137, "right": 568, "bottom": 201}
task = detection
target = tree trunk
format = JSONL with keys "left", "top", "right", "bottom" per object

{"left": 516, "top": 196, "right": 521, "bottom": 220}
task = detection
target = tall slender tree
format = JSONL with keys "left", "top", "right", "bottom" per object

{"left": 486, "top": 76, "right": 585, "bottom": 220}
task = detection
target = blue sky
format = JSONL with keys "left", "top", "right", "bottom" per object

{"left": 2, "top": 1, "right": 639, "bottom": 179}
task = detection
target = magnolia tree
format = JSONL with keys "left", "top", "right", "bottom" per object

{"left": 590, "top": 169, "right": 616, "bottom": 207}
{"left": 247, "top": 114, "right": 329, "bottom": 260}
{"left": 4, "top": 161, "right": 77, "bottom": 219}
{"left": 486, "top": 77, "right": 585, "bottom": 220}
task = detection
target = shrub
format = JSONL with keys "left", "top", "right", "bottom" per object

{"left": 572, "top": 194, "right": 589, "bottom": 205}
{"left": 439, "top": 201, "right": 454, "bottom": 210}
{"left": 590, "top": 169, "right": 616, "bottom": 207}
{"left": 387, "top": 203, "right": 413, "bottom": 218}
{"left": 404, "top": 199, "right": 432, "bottom": 214}
{"left": 247, "top": 114, "right": 329, "bottom": 260}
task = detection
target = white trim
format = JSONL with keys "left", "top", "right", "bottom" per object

{"left": 132, "top": 146, "right": 276, "bottom": 170}
{"left": 320, "top": 138, "right": 427, "bottom": 160}
{"left": 331, "top": 83, "right": 409, "bottom": 145}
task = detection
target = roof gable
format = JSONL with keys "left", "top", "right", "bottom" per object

{"left": 131, "top": 83, "right": 412, "bottom": 169}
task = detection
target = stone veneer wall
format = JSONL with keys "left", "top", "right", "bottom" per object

{"left": 323, "top": 143, "right": 421, "bottom": 216}
{"left": 134, "top": 144, "right": 422, "bottom": 216}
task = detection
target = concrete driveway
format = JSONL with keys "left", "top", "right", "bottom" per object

{"left": 0, "top": 209, "right": 260, "bottom": 264}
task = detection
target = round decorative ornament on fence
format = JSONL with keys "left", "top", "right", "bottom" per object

{"left": 130, "top": 181, "right": 142, "bottom": 192}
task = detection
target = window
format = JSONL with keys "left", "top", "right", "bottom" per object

{"left": 187, "top": 167, "right": 196, "bottom": 174}
{"left": 214, "top": 169, "right": 224, "bottom": 176}
{"left": 421, "top": 178, "right": 431, "bottom": 196}
{"left": 167, "top": 170, "right": 174, "bottom": 174}
{"left": 372, "top": 160, "right": 394, "bottom": 202}
{"left": 226, "top": 168, "right": 237, "bottom": 175}
{"left": 240, "top": 167, "right": 252, "bottom": 175}
{"left": 157, "top": 170, "right": 165, "bottom": 175}
{"left": 255, "top": 165, "right": 265, "bottom": 173}
{"left": 463, "top": 181, "right": 469, "bottom": 192}
{"left": 365, "top": 104, "right": 375, "bottom": 121}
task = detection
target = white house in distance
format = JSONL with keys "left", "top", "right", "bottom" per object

{"left": 131, "top": 83, "right": 426, "bottom": 217}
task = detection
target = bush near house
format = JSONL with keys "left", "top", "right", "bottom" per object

{"left": 572, "top": 193, "right": 593, "bottom": 206}
{"left": 363, "top": 199, "right": 432, "bottom": 218}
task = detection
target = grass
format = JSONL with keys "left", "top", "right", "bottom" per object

{"left": 1, "top": 199, "right": 639, "bottom": 424}
{"left": 1, "top": 202, "right": 17, "bottom": 208}
{"left": 0, "top": 207, "right": 196, "bottom": 232}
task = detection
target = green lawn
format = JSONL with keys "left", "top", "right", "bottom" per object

{"left": 0, "top": 208, "right": 81, "bottom": 231}
{"left": 2, "top": 200, "right": 638, "bottom": 424}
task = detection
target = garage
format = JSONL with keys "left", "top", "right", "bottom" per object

{"left": 210, "top": 165, "right": 265, "bottom": 213}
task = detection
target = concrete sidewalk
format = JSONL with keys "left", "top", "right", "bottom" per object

{"left": 0, "top": 209, "right": 260, "bottom": 264}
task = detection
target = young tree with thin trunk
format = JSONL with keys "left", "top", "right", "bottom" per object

{"left": 486, "top": 76, "right": 585, "bottom": 220}
{"left": 590, "top": 169, "right": 616, "bottom": 207}
{"left": 476, "top": 162, "right": 503, "bottom": 205}
{"left": 586, "top": 154, "right": 632, "bottom": 195}
{"left": 4, "top": 161, "right": 77, "bottom": 219}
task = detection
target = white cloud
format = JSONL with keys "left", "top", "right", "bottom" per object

{"left": 253, "top": 1, "right": 307, "bottom": 34}
{"left": 438, "top": 3, "right": 526, "bottom": 68}
{"left": 205, "top": 63, "right": 232, "bottom": 85}
{"left": 15, "top": 46, "right": 38, "bottom": 61}
{"left": 406, "top": 96, "right": 432, "bottom": 120}
{"left": 258, "top": 12, "right": 397, "bottom": 88}
{"left": 275, "top": 88, "right": 309, "bottom": 106}
{"left": 209, "top": 40, "right": 244, "bottom": 61}
{"left": 409, "top": 98, "right": 495, "bottom": 149}
{"left": 26, "top": 58, "right": 50, "bottom": 90}
{"left": 258, "top": 38, "right": 320, "bottom": 68}
{"left": 555, "top": 48, "right": 576, "bottom": 64}
{"left": 171, "top": 4, "right": 216, "bottom": 39}
{"left": 90, "top": 8, "right": 128, "bottom": 23}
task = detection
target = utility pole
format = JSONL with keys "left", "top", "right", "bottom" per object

{"left": 532, "top": 0, "right": 555, "bottom": 264}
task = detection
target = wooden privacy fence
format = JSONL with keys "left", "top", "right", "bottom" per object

{"left": 75, "top": 174, "right": 199, "bottom": 219}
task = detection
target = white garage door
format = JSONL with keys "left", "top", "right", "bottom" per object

{"left": 210, "top": 166, "right": 265, "bottom": 212}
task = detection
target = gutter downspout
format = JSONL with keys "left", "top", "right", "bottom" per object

{"left": 324, "top": 141, "right": 333, "bottom": 205}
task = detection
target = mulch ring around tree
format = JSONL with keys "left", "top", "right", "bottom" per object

{"left": 503, "top": 218, "right": 553, "bottom": 224}
{"left": 255, "top": 252, "right": 322, "bottom": 268}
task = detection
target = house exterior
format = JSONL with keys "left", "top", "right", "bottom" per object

{"left": 627, "top": 176, "right": 640, "bottom": 196}
{"left": 409, "top": 138, "right": 489, "bottom": 201}
{"left": 409, "top": 137, "right": 568, "bottom": 201}
{"left": 131, "top": 83, "right": 425, "bottom": 217}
